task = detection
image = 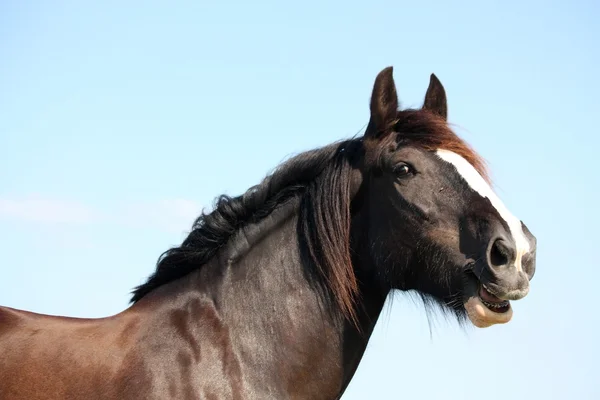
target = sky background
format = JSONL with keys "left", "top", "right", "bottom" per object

{"left": 1, "top": 1, "right": 598, "bottom": 398}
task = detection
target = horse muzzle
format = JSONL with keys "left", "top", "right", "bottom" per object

{"left": 463, "top": 226, "right": 537, "bottom": 328}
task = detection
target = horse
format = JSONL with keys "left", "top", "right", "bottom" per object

{"left": 0, "top": 67, "right": 537, "bottom": 399}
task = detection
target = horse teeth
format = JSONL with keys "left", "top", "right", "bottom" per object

{"left": 481, "top": 299, "right": 508, "bottom": 309}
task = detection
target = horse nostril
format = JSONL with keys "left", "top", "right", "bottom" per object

{"left": 489, "top": 238, "right": 512, "bottom": 268}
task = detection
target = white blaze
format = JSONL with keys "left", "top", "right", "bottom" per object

{"left": 435, "top": 149, "right": 530, "bottom": 271}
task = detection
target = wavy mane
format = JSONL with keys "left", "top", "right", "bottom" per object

{"left": 131, "top": 139, "right": 363, "bottom": 322}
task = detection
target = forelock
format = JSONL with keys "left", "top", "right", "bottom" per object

{"left": 393, "top": 109, "right": 489, "bottom": 183}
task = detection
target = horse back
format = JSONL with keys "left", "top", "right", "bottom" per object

{"left": 0, "top": 305, "right": 149, "bottom": 399}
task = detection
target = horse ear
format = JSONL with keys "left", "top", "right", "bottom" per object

{"left": 422, "top": 73, "right": 447, "bottom": 119}
{"left": 365, "top": 66, "right": 399, "bottom": 139}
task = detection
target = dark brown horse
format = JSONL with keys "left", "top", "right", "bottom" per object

{"left": 0, "top": 67, "right": 536, "bottom": 399}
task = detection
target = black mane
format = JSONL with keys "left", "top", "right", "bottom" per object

{"left": 131, "top": 138, "right": 362, "bottom": 320}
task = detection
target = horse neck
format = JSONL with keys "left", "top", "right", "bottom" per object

{"left": 129, "top": 200, "right": 387, "bottom": 399}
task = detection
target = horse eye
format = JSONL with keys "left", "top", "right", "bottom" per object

{"left": 394, "top": 163, "right": 413, "bottom": 177}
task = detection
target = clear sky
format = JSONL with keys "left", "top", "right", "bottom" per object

{"left": 1, "top": 1, "right": 598, "bottom": 398}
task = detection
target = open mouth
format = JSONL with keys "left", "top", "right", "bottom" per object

{"left": 478, "top": 285, "right": 511, "bottom": 314}
{"left": 463, "top": 272, "right": 514, "bottom": 328}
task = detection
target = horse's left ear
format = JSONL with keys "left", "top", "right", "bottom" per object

{"left": 365, "top": 66, "right": 399, "bottom": 139}
{"left": 422, "top": 73, "right": 447, "bottom": 120}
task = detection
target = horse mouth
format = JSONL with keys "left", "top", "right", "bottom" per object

{"left": 478, "top": 285, "right": 511, "bottom": 314}
{"left": 463, "top": 274, "right": 513, "bottom": 328}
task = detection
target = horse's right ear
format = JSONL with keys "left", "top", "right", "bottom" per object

{"left": 365, "top": 66, "right": 399, "bottom": 139}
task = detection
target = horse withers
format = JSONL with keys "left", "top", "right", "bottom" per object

{"left": 0, "top": 67, "right": 536, "bottom": 399}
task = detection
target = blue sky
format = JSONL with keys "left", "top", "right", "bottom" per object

{"left": 1, "top": 1, "right": 598, "bottom": 398}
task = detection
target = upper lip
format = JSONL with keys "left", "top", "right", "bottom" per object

{"left": 481, "top": 283, "right": 501, "bottom": 298}
{"left": 466, "top": 270, "right": 529, "bottom": 302}
{"left": 479, "top": 284, "right": 509, "bottom": 304}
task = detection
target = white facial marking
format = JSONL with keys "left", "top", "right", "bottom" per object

{"left": 435, "top": 149, "right": 530, "bottom": 271}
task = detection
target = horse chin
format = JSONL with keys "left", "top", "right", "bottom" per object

{"left": 463, "top": 274, "right": 513, "bottom": 328}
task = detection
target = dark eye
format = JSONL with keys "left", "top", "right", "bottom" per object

{"left": 394, "top": 163, "right": 414, "bottom": 177}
